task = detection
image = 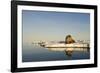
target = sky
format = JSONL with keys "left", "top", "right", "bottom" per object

{"left": 22, "top": 10, "right": 90, "bottom": 43}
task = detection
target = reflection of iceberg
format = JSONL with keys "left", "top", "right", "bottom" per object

{"left": 47, "top": 47, "right": 89, "bottom": 59}
{"left": 39, "top": 43, "right": 89, "bottom": 48}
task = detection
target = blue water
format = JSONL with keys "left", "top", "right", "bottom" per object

{"left": 22, "top": 44, "right": 90, "bottom": 62}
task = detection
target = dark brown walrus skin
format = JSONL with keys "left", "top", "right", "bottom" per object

{"left": 65, "top": 35, "right": 75, "bottom": 44}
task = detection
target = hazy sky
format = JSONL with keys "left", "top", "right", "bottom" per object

{"left": 22, "top": 10, "right": 90, "bottom": 43}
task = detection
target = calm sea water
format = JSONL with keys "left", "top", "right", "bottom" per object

{"left": 22, "top": 43, "right": 90, "bottom": 62}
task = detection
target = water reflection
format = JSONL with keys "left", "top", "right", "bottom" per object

{"left": 65, "top": 49, "right": 73, "bottom": 56}
{"left": 47, "top": 47, "right": 90, "bottom": 59}
{"left": 65, "top": 50, "right": 73, "bottom": 59}
{"left": 23, "top": 44, "right": 90, "bottom": 62}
